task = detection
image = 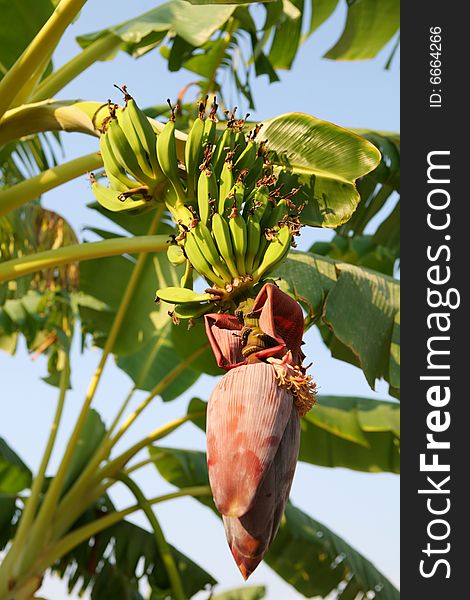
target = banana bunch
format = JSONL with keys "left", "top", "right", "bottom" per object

{"left": 155, "top": 103, "right": 304, "bottom": 320}
{"left": 91, "top": 86, "right": 166, "bottom": 213}
{"left": 90, "top": 88, "right": 302, "bottom": 318}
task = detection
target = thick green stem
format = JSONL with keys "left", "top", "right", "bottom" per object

{"left": 118, "top": 475, "right": 186, "bottom": 600}
{"left": 16, "top": 211, "right": 165, "bottom": 575}
{"left": 10, "top": 50, "right": 53, "bottom": 109}
{"left": 0, "top": 234, "right": 168, "bottom": 283}
{"left": 0, "top": 355, "right": 69, "bottom": 593}
{"left": 32, "top": 34, "right": 121, "bottom": 102}
{"left": 102, "top": 412, "right": 205, "bottom": 482}
{"left": 42, "top": 208, "right": 165, "bottom": 537}
{"left": 0, "top": 152, "right": 103, "bottom": 218}
{"left": 51, "top": 412, "right": 204, "bottom": 539}
{"left": 111, "top": 344, "right": 209, "bottom": 447}
{"left": 0, "top": 0, "right": 88, "bottom": 119}
{"left": 124, "top": 456, "right": 161, "bottom": 475}
{"left": 15, "top": 487, "right": 212, "bottom": 596}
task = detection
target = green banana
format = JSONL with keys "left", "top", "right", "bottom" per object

{"left": 211, "top": 212, "right": 239, "bottom": 280}
{"left": 100, "top": 131, "right": 141, "bottom": 193}
{"left": 212, "top": 126, "right": 235, "bottom": 178}
{"left": 116, "top": 105, "right": 155, "bottom": 182}
{"left": 180, "top": 259, "right": 194, "bottom": 289}
{"left": 197, "top": 166, "right": 218, "bottom": 225}
{"left": 234, "top": 139, "right": 257, "bottom": 175}
{"left": 244, "top": 154, "right": 265, "bottom": 188}
{"left": 156, "top": 286, "right": 213, "bottom": 304}
{"left": 185, "top": 103, "right": 206, "bottom": 202}
{"left": 262, "top": 197, "right": 288, "bottom": 232}
{"left": 167, "top": 244, "right": 186, "bottom": 266}
{"left": 255, "top": 197, "right": 289, "bottom": 266}
{"left": 184, "top": 229, "right": 226, "bottom": 288}
{"left": 156, "top": 104, "right": 186, "bottom": 200}
{"left": 252, "top": 225, "right": 292, "bottom": 281}
{"left": 123, "top": 89, "right": 162, "bottom": 180}
{"left": 173, "top": 301, "right": 215, "bottom": 320}
{"left": 227, "top": 175, "right": 246, "bottom": 212}
{"left": 244, "top": 211, "right": 261, "bottom": 275}
{"left": 190, "top": 222, "right": 232, "bottom": 283}
{"left": 218, "top": 159, "right": 234, "bottom": 215}
{"left": 202, "top": 111, "right": 217, "bottom": 147}
{"left": 233, "top": 129, "right": 247, "bottom": 163}
{"left": 106, "top": 117, "right": 155, "bottom": 188}
{"left": 91, "top": 178, "right": 147, "bottom": 212}
{"left": 228, "top": 207, "right": 247, "bottom": 276}
{"left": 241, "top": 185, "right": 275, "bottom": 271}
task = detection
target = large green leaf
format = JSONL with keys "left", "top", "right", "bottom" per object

{"left": 0, "top": 0, "right": 54, "bottom": 82}
{"left": 340, "top": 131, "right": 400, "bottom": 238}
{"left": 274, "top": 252, "right": 400, "bottom": 395}
{"left": 77, "top": 239, "right": 179, "bottom": 357}
{"left": 78, "top": 207, "right": 220, "bottom": 390}
{"left": 0, "top": 437, "right": 32, "bottom": 493}
{"left": 0, "top": 494, "right": 17, "bottom": 550}
{"left": 116, "top": 322, "right": 201, "bottom": 401}
{"left": 212, "top": 587, "right": 266, "bottom": 600}
{"left": 0, "top": 0, "right": 61, "bottom": 186}
{"left": 76, "top": 0, "right": 236, "bottom": 56}
{"left": 53, "top": 495, "right": 216, "bottom": 598}
{"left": 300, "top": 395, "right": 399, "bottom": 473}
{"left": 61, "top": 409, "right": 106, "bottom": 495}
{"left": 324, "top": 0, "right": 400, "bottom": 60}
{"left": 150, "top": 446, "right": 399, "bottom": 599}
{"left": 310, "top": 234, "right": 396, "bottom": 276}
{"left": 187, "top": 396, "right": 399, "bottom": 473}
{"left": 256, "top": 113, "right": 381, "bottom": 227}
{"left": 267, "top": 502, "right": 399, "bottom": 599}
{"left": 311, "top": 131, "right": 400, "bottom": 275}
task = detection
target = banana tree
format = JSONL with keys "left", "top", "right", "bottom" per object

{"left": 0, "top": 1, "right": 399, "bottom": 599}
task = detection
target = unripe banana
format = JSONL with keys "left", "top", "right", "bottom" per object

{"left": 227, "top": 176, "right": 246, "bottom": 212}
{"left": 156, "top": 105, "right": 186, "bottom": 200}
{"left": 173, "top": 301, "right": 216, "bottom": 320}
{"left": 244, "top": 188, "right": 271, "bottom": 273}
{"left": 261, "top": 197, "right": 288, "bottom": 233}
{"left": 167, "top": 244, "right": 186, "bottom": 266}
{"left": 116, "top": 105, "right": 155, "bottom": 182}
{"left": 106, "top": 117, "right": 155, "bottom": 188}
{"left": 91, "top": 178, "right": 147, "bottom": 212}
{"left": 234, "top": 136, "right": 256, "bottom": 167}
{"left": 252, "top": 225, "right": 292, "bottom": 281}
{"left": 212, "top": 126, "right": 235, "bottom": 178}
{"left": 218, "top": 159, "right": 233, "bottom": 215}
{"left": 255, "top": 197, "right": 289, "bottom": 266}
{"left": 228, "top": 207, "right": 247, "bottom": 276}
{"left": 156, "top": 286, "right": 213, "bottom": 304}
{"left": 244, "top": 211, "right": 262, "bottom": 275}
{"left": 202, "top": 113, "right": 217, "bottom": 147}
{"left": 191, "top": 223, "right": 232, "bottom": 283}
{"left": 211, "top": 212, "right": 239, "bottom": 280}
{"left": 233, "top": 129, "right": 247, "bottom": 163}
{"left": 100, "top": 132, "right": 140, "bottom": 193}
{"left": 185, "top": 104, "right": 205, "bottom": 202}
{"left": 180, "top": 259, "right": 194, "bottom": 289}
{"left": 197, "top": 167, "right": 218, "bottom": 225}
{"left": 244, "top": 154, "right": 265, "bottom": 188}
{"left": 184, "top": 229, "right": 226, "bottom": 287}
{"left": 124, "top": 92, "right": 162, "bottom": 180}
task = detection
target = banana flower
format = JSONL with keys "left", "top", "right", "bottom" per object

{"left": 204, "top": 283, "right": 316, "bottom": 578}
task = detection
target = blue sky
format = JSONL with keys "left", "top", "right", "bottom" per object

{"left": 0, "top": 1, "right": 399, "bottom": 598}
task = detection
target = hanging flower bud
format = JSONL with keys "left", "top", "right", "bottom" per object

{"left": 204, "top": 283, "right": 316, "bottom": 578}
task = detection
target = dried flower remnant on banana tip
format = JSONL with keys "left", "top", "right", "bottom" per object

{"left": 205, "top": 283, "right": 316, "bottom": 579}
